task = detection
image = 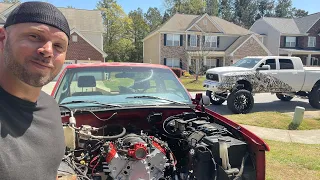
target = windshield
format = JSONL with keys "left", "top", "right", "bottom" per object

{"left": 231, "top": 58, "right": 262, "bottom": 68}
{"left": 54, "top": 66, "right": 192, "bottom": 107}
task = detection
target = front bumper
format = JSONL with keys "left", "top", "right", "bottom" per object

{"left": 203, "top": 80, "right": 232, "bottom": 93}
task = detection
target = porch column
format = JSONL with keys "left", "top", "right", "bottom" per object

{"left": 187, "top": 55, "right": 191, "bottom": 72}
{"left": 223, "top": 56, "right": 226, "bottom": 66}
{"left": 307, "top": 54, "right": 311, "bottom": 66}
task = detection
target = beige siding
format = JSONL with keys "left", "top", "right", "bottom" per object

{"left": 196, "top": 16, "right": 221, "bottom": 33}
{"left": 143, "top": 33, "right": 160, "bottom": 64}
{"left": 81, "top": 31, "right": 103, "bottom": 50}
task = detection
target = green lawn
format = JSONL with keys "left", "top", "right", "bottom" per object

{"left": 180, "top": 76, "right": 206, "bottom": 91}
{"left": 265, "top": 140, "right": 320, "bottom": 180}
{"left": 225, "top": 111, "right": 320, "bottom": 130}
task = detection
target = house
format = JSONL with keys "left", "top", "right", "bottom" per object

{"left": 142, "top": 13, "right": 271, "bottom": 72}
{"left": 0, "top": 3, "right": 107, "bottom": 67}
{"left": 250, "top": 13, "right": 320, "bottom": 66}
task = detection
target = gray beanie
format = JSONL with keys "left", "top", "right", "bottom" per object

{"left": 4, "top": 1, "right": 70, "bottom": 39}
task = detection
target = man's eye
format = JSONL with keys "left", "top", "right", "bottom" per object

{"left": 29, "top": 34, "right": 39, "bottom": 39}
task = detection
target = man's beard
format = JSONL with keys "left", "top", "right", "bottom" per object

{"left": 3, "top": 38, "right": 57, "bottom": 87}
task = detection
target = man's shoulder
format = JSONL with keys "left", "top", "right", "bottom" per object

{"left": 39, "top": 90, "right": 58, "bottom": 106}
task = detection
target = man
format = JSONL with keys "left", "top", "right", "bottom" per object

{"left": 0, "top": 2, "right": 70, "bottom": 180}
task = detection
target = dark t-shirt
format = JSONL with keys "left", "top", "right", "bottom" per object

{"left": 0, "top": 86, "right": 65, "bottom": 180}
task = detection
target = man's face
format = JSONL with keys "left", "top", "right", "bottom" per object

{"left": 0, "top": 23, "right": 69, "bottom": 87}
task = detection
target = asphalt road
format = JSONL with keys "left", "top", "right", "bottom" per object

{"left": 44, "top": 82, "right": 316, "bottom": 115}
{"left": 189, "top": 92, "right": 316, "bottom": 115}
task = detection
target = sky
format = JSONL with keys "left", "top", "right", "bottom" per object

{"left": 19, "top": 0, "right": 319, "bottom": 15}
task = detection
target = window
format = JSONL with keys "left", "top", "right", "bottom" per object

{"left": 260, "top": 59, "right": 276, "bottom": 69}
{"left": 285, "top": 37, "right": 296, "bottom": 47}
{"left": 308, "top": 36, "right": 316, "bottom": 47}
{"left": 311, "top": 57, "right": 320, "bottom": 66}
{"left": 166, "top": 58, "right": 180, "bottom": 68}
{"left": 279, "top": 59, "right": 294, "bottom": 69}
{"left": 203, "top": 19, "right": 207, "bottom": 25}
{"left": 72, "top": 35, "right": 78, "bottom": 42}
{"left": 205, "top": 58, "right": 217, "bottom": 68}
{"left": 205, "top": 36, "right": 217, "bottom": 48}
{"left": 190, "top": 35, "right": 197, "bottom": 47}
{"left": 166, "top": 34, "right": 180, "bottom": 46}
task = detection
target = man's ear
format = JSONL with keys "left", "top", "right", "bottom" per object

{"left": 0, "top": 27, "right": 7, "bottom": 50}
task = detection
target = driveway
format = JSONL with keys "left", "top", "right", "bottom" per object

{"left": 189, "top": 92, "right": 317, "bottom": 115}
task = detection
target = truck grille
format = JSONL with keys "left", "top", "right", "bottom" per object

{"left": 206, "top": 73, "right": 219, "bottom": 81}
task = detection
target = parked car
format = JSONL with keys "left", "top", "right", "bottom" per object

{"left": 203, "top": 56, "right": 320, "bottom": 114}
{"left": 52, "top": 62, "right": 269, "bottom": 180}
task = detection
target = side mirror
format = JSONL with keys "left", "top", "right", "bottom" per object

{"left": 257, "top": 65, "right": 270, "bottom": 71}
{"left": 200, "top": 95, "right": 210, "bottom": 106}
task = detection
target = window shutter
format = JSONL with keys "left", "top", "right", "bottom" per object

{"left": 180, "top": 35, "right": 183, "bottom": 46}
{"left": 188, "top": 35, "right": 191, "bottom": 46}
{"left": 164, "top": 58, "right": 167, "bottom": 65}
{"left": 202, "top": 36, "right": 205, "bottom": 47}
{"left": 180, "top": 59, "right": 183, "bottom": 69}
{"left": 283, "top": 36, "right": 286, "bottom": 47}
{"left": 217, "top": 36, "right": 220, "bottom": 47}
{"left": 197, "top": 35, "right": 200, "bottom": 47}
{"left": 164, "top": 34, "right": 167, "bottom": 46}
{"left": 296, "top": 37, "right": 299, "bottom": 47}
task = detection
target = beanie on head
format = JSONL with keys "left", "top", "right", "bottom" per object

{"left": 4, "top": 1, "right": 70, "bottom": 40}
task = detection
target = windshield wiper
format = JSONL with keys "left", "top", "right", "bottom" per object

{"left": 60, "top": 100, "right": 123, "bottom": 108}
{"left": 126, "top": 95, "right": 189, "bottom": 105}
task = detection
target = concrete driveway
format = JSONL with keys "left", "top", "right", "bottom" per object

{"left": 189, "top": 92, "right": 317, "bottom": 116}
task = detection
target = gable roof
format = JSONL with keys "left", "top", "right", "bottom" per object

{"left": 0, "top": 2, "right": 104, "bottom": 33}
{"left": 144, "top": 13, "right": 253, "bottom": 41}
{"left": 226, "top": 34, "right": 271, "bottom": 56}
{"left": 260, "top": 12, "right": 320, "bottom": 35}
{"left": 294, "top": 12, "right": 320, "bottom": 33}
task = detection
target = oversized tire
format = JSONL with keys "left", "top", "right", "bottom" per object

{"left": 206, "top": 90, "right": 227, "bottom": 105}
{"left": 227, "top": 89, "right": 254, "bottom": 114}
{"left": 276, "top": 93, "right": 294, "bottom": 101}
{"left": 308, "top": 85, "right": 320, "bottom": 109}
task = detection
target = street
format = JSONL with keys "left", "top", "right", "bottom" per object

{"left": 190, "top": 92, "right": 315, "bottom": 115}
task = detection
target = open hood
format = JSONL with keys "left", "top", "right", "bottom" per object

{"left": 207, "top": 66, "right": 252, "bottom": 74}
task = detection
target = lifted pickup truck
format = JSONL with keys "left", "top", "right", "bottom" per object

{"left": 203, "top": 56, "right": 320, "bottom": 114}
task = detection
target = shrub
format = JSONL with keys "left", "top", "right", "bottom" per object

{"left": 184, "top": 71, "right": 191, "bottom": 77}
{"left": 171, "top": 68, "right": 182, "bottom": 78}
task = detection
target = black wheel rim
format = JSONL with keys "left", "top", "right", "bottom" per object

{"left": 234, "top": 94, "right": 251, "bottom": 112}
{"left": 211, "top": 94, "right": 221, "bottom": 101}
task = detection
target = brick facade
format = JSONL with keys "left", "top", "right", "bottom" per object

{"left": 66, "top": 32, "right": 104, "bottom": 62}
{"left": 160, "top": 34, "right": 188, "bottom": 70}
{"left": 233, "top": 37, "right": 269, "bottom": 60}
{"left": 280, "top": 19, "right": 320, "bottom": 50}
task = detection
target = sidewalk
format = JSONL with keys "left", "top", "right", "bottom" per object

{"left": 242, "top": 125, "right": 320, "bottom": 144}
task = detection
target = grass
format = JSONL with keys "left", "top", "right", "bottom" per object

{"left": 225, "top": 111, "right": 320, "bottom": 130}
{"left": 180, "top": 76, "right": 206, "bottom": 91}
{"left": 265, "top": 140, "right": 320, "bottom": 179}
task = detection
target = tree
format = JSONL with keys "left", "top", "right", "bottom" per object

{"left": 206, "top": 0, "right": 218, "bottom": 16}
{"left": 233, "top": 0, "right": 258, "bottom": 28}
{"left": 128, "top": 8, "right": 150, "bottom": 62}
{"left": 164, "top": 0, "right": 206, "bottom": 15}
{"left": 0, "top": 0, "right": 20, "bottom": 3}
{"left": 184, "top": 33, "right": 212, "bottom": 81}
{"left": 292, "top": 8, "right": 308, "bottom": 18}
{"left": 97, "top": 0, "right": 133, "bottom": 62}
{"left": 275, "top": 0, "right": 292, "bottom": 17}
{"left": 144, "top": 7, "right": 163, "bottom": 32}
{"left": 256, "top": 0, "right": 275, "bottom": 19}
{"left": 219, "top": 0, "right": 233, "bottom": 22}
{"left": 67, "top": 5, "right": 75, "bottom": 8}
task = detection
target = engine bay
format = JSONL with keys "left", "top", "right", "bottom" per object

{"left": 59, "top": 109, "right": 256, "bottom": 180}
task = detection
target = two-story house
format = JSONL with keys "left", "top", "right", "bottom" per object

{"left": 0, "top": 2, "right": 107, "bottom": 79}
{"left": 143, "top": 13, "right": 271, "bottom": 72}
{"left": 250, "top": 12, "right": 320, "bottom": 66}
